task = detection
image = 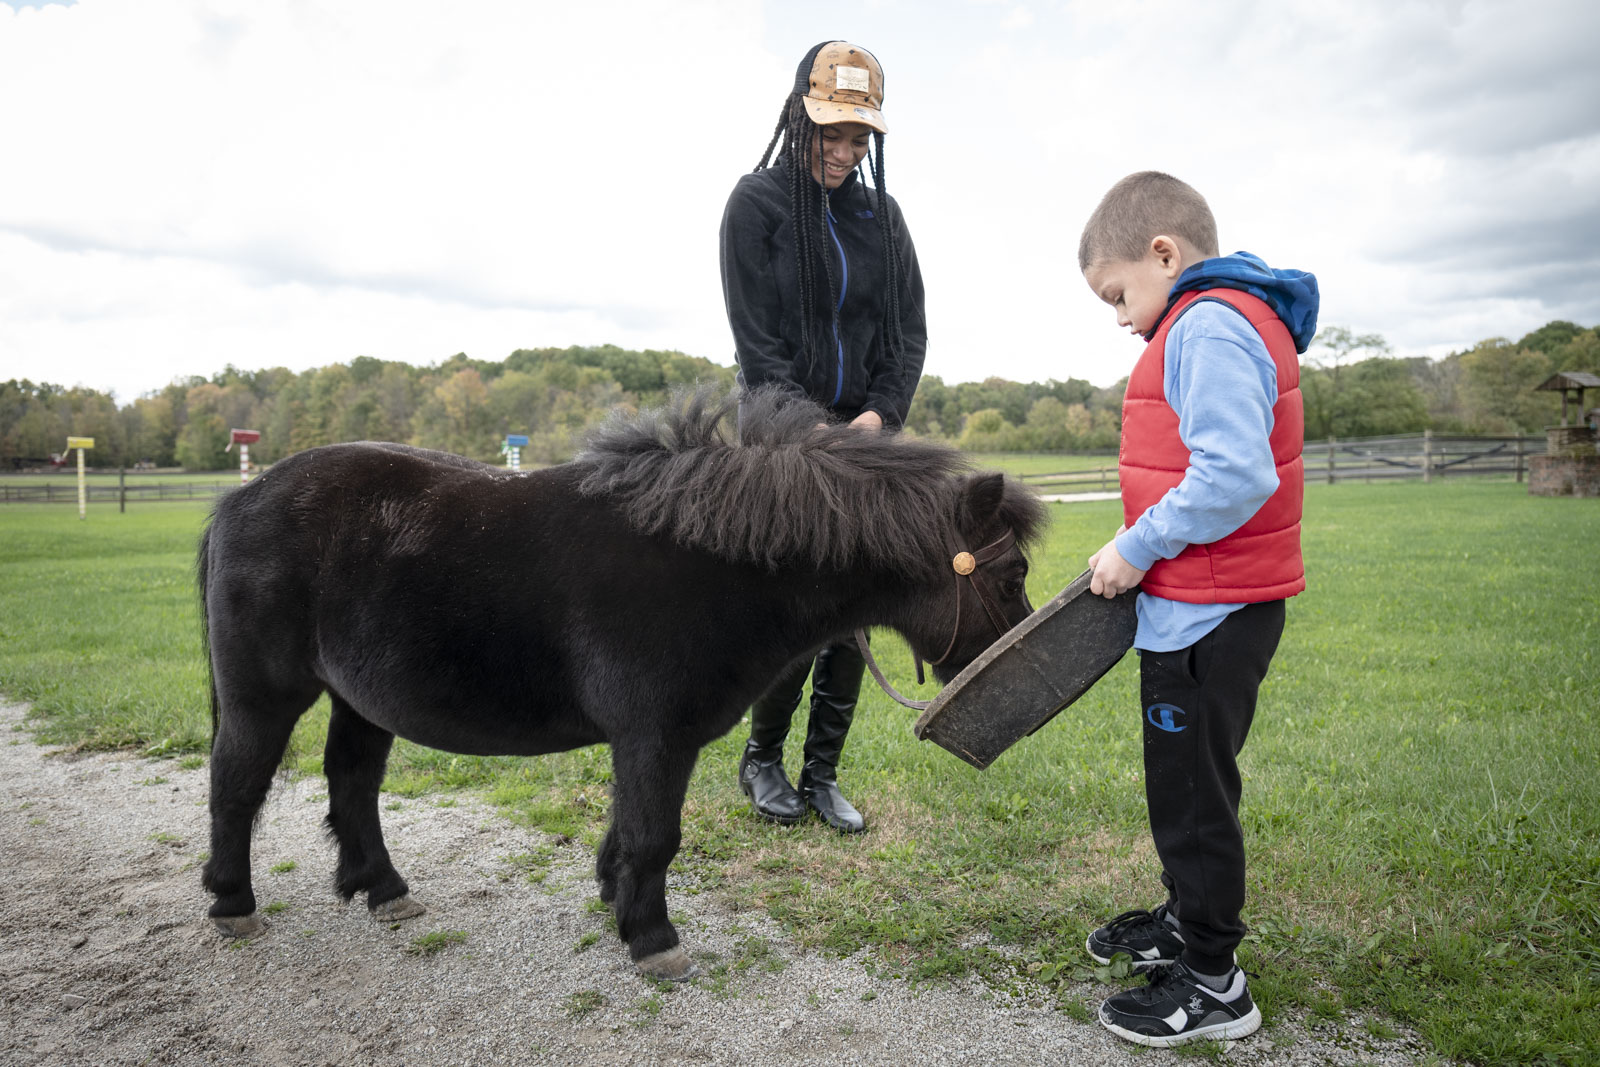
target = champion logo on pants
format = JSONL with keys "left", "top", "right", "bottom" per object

{"left": 1146, "top": 703, "right": 1188, "bottom": 732}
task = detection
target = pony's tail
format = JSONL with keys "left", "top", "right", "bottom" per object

{"left": 196, "top": 520, "right": 219, "bottom": 752}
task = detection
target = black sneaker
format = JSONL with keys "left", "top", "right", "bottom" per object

{"left": 1098, "top": 960, "right": 1261, "bottom": 1047}
{"left": 1085, "top": 904, "right": 1185, "bottom": 971}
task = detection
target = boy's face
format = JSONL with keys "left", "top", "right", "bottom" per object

{"left": 1083, "top": 236, "right": 1187, "bottom": 337}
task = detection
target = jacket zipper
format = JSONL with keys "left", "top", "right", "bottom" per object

{"left": 824, "top": 196, "right": 847, "bottom": 407}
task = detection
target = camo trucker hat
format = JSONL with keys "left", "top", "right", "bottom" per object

{"left": 794, "top": 41, "right": 887, "bottom": 134}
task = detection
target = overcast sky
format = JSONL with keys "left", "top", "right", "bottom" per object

{"left": 3, "top": 0, "right": 1597, "bottom": 404}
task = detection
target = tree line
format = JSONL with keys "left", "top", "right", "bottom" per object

{"left": 3, "top": 321, "right": 1596, "bottom": 470}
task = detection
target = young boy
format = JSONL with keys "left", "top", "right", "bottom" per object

{"left": 1077, "top": 171, "right": 1319, "bottom": 1047}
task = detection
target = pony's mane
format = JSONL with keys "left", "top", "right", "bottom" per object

{"left": 573, "top": 386, "right": 1044, "bottom": 578}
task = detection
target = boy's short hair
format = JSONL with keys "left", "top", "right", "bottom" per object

{"left": 1078, "top": 171, "right": 1219, "bottom": 270}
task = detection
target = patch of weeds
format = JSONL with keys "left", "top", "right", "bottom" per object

{"left": 300, "top": 929, "right": 316, "bottom": 938}
{"left": 435, "top": 798, "right": 457, "bottom": 808}
{"left": 499, "top": 846, "right": 556, "bottom": 885}
{"left": 1363, "top": 1016, "right": 1398, "bottom": 1040}
{"left": 731, "top": 935, "right": 786, "bottom": 975}
{"left": 634, "top": 993, "right": 663, "bottom": 1024}
{"left": 698, "top": 962, "right": 736, "bottom": 1000}
{"left": 563, "top": 989, "right": 607, "bottom": 1018}
{"left": 29, "top": 817, "right": 46, "bottom": 826}
{"left": 384, "top": 800, "right": 403, "bottom": 811}
{"left": 405, "top": 929, "right": 468, "bottom": 957}
{"left": 575, "top": 931, "right": 600, "bottom": 953}
{"left": 583, "top": 897, "right": 610, "bottom": 915}
{"left": 1059, "top": 998, "right": 1093, "bottom": 1024}
{"left": 510, "top": 797, "right": 588, "bottom": 841}
{"left": 871, "top": 840, "right": 916, "bottom": 864}
{"left": 805, "top": 990, "right": 822, "bottom": 1008}
{"left": 263, "top": 900, "right": 289, "bottom": 915}
{"left": 179, "top": 755, "right": 205, "bottom": 771}
{"left": 860, "top": 990, "right": 878, "bottom": 1002}
{"left": 982, "top": 791, "right": 1032, "bottom": 823}
{"left": 150, "top": 831, "right": 183, "bottom": 847}
{"left": 138, "top": 776, "right": 169, "bottom": 786}
{"left": 1090, "top": 953, "right": 1138, "bottom": 986}
{"left": 142, "top": 737, "right": 194, "bottom": 759}
{"left": 270, "top": 860, "right": 297, "bottom": 874}
{"left": 1307, "top": 990, "right": 1344, "bottom": 1025}
{"left": 1173, "top": 1038, "right": 1229, "bottom": 1061}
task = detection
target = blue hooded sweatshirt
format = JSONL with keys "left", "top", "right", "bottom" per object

{"left": 1146, "top": 250, "right": 1320, "bottom": 352}
{"left": 1114, "top": 251, "right": 1321, "bottom": 651}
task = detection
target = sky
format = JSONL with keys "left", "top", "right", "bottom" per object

{"left": 2, "top": 0, "right": 1597, "bottom": 404}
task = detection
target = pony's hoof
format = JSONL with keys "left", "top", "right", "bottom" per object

{"left": 635, "top": 946, "right": 698, "bottom": 982}
{"left": 212, "top": 912, "right": 266, "bottom": 939}
{"left": 371, "top": 894, "right": 426, "bottom": 922}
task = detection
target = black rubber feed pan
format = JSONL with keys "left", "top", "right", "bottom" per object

{"left": 912, "top": 570, "right": 1137, "bottom": 769}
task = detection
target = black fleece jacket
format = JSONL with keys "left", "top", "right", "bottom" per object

{"left": 718, "top": 161, "right": 927, "bottom": 428}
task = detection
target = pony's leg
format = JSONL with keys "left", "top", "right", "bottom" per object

{"left": 203, "top": 691, "right": 313, "bottom": 936}
{"left": 596, "top": 827, "right": 621, "bottom": 906}
{"left": 606, "top": 737, "right": 699, "bottom": 981}
{"left": 323, "top": 695, "right": 424, "bottom": 921}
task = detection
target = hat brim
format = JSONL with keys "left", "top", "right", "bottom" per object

{"left": 802, "top": 96, "right": 887, "bottom": 134}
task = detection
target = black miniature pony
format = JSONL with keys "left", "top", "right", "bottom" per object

{"left": 198, "top": 387, "right": 1046, "bottom": 979}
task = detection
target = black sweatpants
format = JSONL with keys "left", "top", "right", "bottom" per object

{"left": 1139, "top": 598, "right": 1285, "bottom": 974}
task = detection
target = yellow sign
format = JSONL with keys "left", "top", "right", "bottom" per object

{"left": 67, "top": 436, "right": 95, "bottom": 449}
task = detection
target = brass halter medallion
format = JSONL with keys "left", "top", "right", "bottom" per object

{"left": 951, "top": 551, "right": 976, "bottom": 575}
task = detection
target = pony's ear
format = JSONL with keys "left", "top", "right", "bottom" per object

{"left": 961, "top": 472, "right": 1007, "bottom": 527}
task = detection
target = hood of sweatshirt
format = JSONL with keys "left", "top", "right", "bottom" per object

{"left": 1149, "top": 251, "right": 1320, "bottom": 353}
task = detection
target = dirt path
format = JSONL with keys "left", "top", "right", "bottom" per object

{"left": 0, "top": 700, "right": 1436, "bottom": 1066}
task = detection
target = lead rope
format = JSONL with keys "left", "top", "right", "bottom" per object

{"left": 855, "top": 628, "right": 931, "bottom": 711}
{"left": 854, "top": 528, "right": 1020, "bottom": 712}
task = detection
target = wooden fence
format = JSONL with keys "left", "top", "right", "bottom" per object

{"left": 0, "top": 482, "right": 238, "bottom": 504}
{"left": 1302, "top": 431, "right": 1546, "bottom": 484}
{"left": 1018, "top": 432, "right": 1548, "bottom": 496}
{"left": 0, "top": 433, "right": 1552, "bottom": 504}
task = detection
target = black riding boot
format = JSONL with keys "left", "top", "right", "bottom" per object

{"left": 738, "top": 658, "right": 808, "bottom": 825}
{"left": 799, "top": 639, "right": 867, "bottom": 834}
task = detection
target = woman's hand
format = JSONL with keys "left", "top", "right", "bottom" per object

{"left": 849, "top": 410, "right": 884, "bottom": 432}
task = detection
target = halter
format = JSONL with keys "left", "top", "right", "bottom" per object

{"left": 856, "top": 528, "right": 1022, "bottom": 711}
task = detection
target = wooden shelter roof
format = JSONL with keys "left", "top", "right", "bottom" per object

{"left": 1536, "top": 371, "right": 1600, "bottom": 391}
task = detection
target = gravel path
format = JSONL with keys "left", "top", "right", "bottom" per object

{"left": 0, "top": 699, "right": 1441, "bottom": 1066}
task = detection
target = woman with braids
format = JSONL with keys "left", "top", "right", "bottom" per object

{"left": 720, "top": 40, "right": 928, "bottom": 834}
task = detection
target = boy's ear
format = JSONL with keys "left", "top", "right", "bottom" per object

{"left": 1149, "top": 235, "right": 1184, "bottom": 279}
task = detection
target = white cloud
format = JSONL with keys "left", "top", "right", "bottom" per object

{"left": 2, "top": 0, "right": 1597, "bottom": 403}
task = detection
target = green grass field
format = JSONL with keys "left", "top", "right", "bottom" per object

{"left": 1, "top": 481, "right": 1596, "bottom": 1065}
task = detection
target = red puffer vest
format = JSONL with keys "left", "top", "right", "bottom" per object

{"left": 1119, "top": 288, "right": 1305, "bottom": 602}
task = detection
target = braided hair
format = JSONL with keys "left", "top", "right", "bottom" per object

{"left": 753, "top": 94, "right": 908, "bottom": 391}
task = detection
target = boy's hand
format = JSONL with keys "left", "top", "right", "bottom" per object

{"left": 1087, "top": 537, "right": 1146, "bottom": 599}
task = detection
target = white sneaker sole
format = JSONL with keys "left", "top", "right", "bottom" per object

{"left": 1099, "top": 1002, "right": 1262, "bottom": 1048}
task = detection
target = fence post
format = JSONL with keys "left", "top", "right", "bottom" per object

{"left": 1422, "top": 429, "right": 1433, "bottom": 484}
{"left": 1327, "top": 437, "right": 1336, "bottom": 485}
{"left": 119, "top": 464, "right": 127, "bottom": 513}
{"left": 1515, "top": 434, "right": 1525, "bottom": 483}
